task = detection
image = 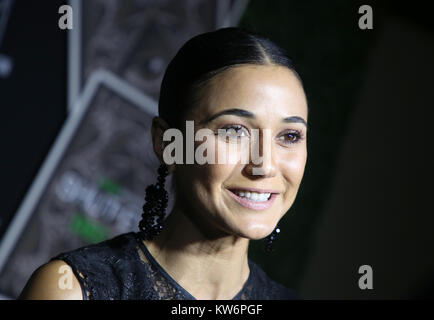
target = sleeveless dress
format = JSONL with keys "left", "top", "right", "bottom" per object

{"left": 50, "top": 232, "right": 299, "bottom": 300}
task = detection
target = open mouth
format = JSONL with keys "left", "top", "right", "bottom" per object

{"left": 227, "top": 188, "right": 278, "bottom": 211}
{"left": 232, "top": 190, "right": 271, "bottom": 202}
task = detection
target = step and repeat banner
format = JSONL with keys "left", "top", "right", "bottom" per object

{"left": 0, "top": 0, "right": 246, "bottom": 299}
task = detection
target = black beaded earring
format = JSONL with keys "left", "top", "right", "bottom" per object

{"left": 138, "top": 164, "right": 169, "bottom": 240}
{"left": 263, "top": 225, "right": 281, "bottom": 253}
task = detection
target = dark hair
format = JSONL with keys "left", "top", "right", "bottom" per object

{"left": 158, "top": 27, "right": 303, "bottom": 129}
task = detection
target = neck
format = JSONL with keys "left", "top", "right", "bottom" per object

{"left": 142, "top": 205, "right": 250, "bottom": 300}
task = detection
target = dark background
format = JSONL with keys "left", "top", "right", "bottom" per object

{"left": 0, "top": 0, "right": 67, "bottom": 238}
{"left": 240, "top": 0, "right": 434, "bottom": 299}
{"left": 1, "top": 0, "right": 433, "bottom": 299}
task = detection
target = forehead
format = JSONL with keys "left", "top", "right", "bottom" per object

{"left": 191, "top": 64, "right": 308, "bottom": 121}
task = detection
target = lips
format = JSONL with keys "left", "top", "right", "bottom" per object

{"left": 235, "top": 190, "right": 271, "bottom": 202}
{"left": 226, "top": 188, "right": 278, "bottom": 211}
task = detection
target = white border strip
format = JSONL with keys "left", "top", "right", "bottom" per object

{"left": 67, "top": 0, "right": 82, "bottom": 113}
{"left": 0, "top": 70, "right": 157, "bottom": 273}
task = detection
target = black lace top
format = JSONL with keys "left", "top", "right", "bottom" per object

{"left": 50, "top": 232, "right": 298, "bottom": 300}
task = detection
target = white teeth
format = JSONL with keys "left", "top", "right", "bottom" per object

{"left": 235, "top": 190, "right": 271, "bottom": 202}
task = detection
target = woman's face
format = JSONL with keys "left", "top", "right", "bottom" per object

{"left": 173, "top": 64, "right": 308, "bottom": 240}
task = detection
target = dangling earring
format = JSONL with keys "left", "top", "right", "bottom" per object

{"left": 263, "top": 225, "right": 281, "bottom": 253}
{"left": 138, "top": 164, "right": 169, "bottom": 240}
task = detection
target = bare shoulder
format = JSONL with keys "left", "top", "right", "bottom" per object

{"left": 19, "top": 260, "right": 83, "bottom": 300}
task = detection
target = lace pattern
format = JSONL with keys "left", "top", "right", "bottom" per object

{"left": 50, "top": 232, "right": 298, "bottom": 300}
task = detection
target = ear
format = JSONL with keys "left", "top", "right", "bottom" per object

{"left": 151, "top": 117, "right": 173, "bottom": 171}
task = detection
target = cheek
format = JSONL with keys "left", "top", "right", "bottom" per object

{"left": 198, "top": 139, "right": 242, "bottom": 188}
{"left": 214, "top": 138, "right": 248, "bottom": 165}
{"left": 191, "top": 138, "right": 239, "bottom": 187}
{"left": 280, "top": 148, "right": 307, "bottom": 187}
{"left": 200, "top": 163, "right": 236, "bottom": 192}
{"left": 176, "top": 138, "right": 237, "bottom": 200}
{"left": 181, "top": 162, "right": 235, "bottom": 213}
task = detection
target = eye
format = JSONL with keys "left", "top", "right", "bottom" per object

{"left": 217, "top": 124, "right": 250, "bottom": 139}
{"left": 277, "top": 130, "right": 303, "bottom": 144}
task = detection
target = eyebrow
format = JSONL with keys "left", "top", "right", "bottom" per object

{"left": 282, "top": 116, "right": 307, "bottom": 126}
{"left": 200, "top": 108, "right": 307, "bottom": 126}
{"left": 200, "top": 108, "right": 255, "bottom": 123}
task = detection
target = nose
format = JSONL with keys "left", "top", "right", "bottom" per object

{"left": 244, "top": 129, "right": 277, "bottom": 178}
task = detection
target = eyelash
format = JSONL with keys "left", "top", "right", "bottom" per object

{"left": 277, "top": 129, "right": 304, "bottom": 145}
{"left": 216, "top": 124, "right": 249, "bottom": 138}
{"left": 216, "top": 125, "right": 304, "bottom": 144}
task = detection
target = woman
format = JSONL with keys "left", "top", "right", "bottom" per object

{"left": 19, "top": 27, "right": 308, "bottom": 300}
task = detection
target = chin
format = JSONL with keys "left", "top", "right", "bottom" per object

{"left": 239, "top": 223, "right": 276, "bottom": 240}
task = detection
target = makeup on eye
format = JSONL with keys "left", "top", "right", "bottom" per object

{"left": 214, "top": 123, "right": 305, "bottom": 144}
{"left": 276, "top": 129, "right": 304, "bottom": 145}
{"left": 216, "top": 124, "right": 250, "bottom": 138}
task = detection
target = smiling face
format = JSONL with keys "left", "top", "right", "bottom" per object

{"left": 171, "top": 64, "right": 308, "bottom": 240}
